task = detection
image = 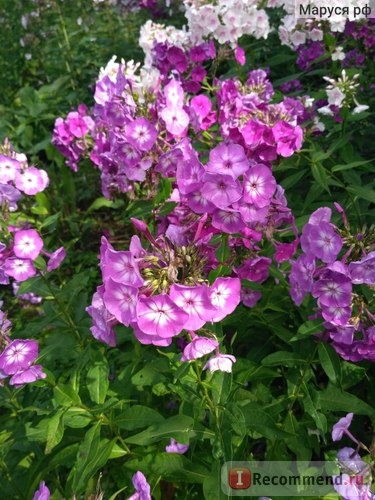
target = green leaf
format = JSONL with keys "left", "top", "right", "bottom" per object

{"left": 262, "top": 351, "right": 307, "bottom": 367}
{"left": 203, "top": 461, "right": 226, "bottom": 500}
{"left": 86, "top": 197, "right": 124, "bottom": 213}
{"left": 125, "top": 415, "right": 195, "bottom": 446}
{"left": 86, "top": 360, "right": 109, "bottom": 404}
{"left": 318, "top": 343, "right": 342, "bottom": 385}
{"left": 151, "top": 453, "right": 209, "bottom": 483}
{"left": 241, "top": 403, "right": 293, "bottom": 439}
{"left": 69, "top": 422, "right": 115, "bottom": 494}
{"left": 53, "top": 383, "right": 81, "bottom": 407}
{"left": 311, "top": 162, "right": 331, "bottom": 194}
{"left": 114, "top": 405, "right": 164, "bottom": 431}
{"left": 347, "top": 185, "right": 375, "bottom": 204}
{"left": 45, "top": 408, "right": 66, "bottom": 454}
{"left": 331, "top": 159, "right": 373, "bottom": 172}
{"left": 318, "top": 385, "right": 375, "bottom": 416}
{"left": 290, "top": 319, "right": 324, "bottom": 341}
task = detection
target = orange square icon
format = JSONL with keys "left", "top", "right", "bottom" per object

{"left": 228, "top": 467, "right": 251, "bottom": 489}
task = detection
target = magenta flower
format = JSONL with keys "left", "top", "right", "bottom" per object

{"left": 103, "top": 279, "right": 138, "bottom": 326}
{"left": 181, "top": 336, "right": 218, "bottom": 361}
{"left": 243, "top": 165, "right": 276, "bottom": 208}
{"left": 201, "top": 173, "right": 242, "bottom": 208}
{"left": 132, "top": 323, "right": 173, "bottom": 347}
{"left": 204, "top": 353, "right": 236, "bottom": 373}
{"left": 46, "top": 247, "right": 66, "bottom": 272}
{"left": 234, "top": 45, "right": 246, "bottom": 65}
{"left": 86, "top": 286, "right": 117, "bottom": 347}
{"left": 190, "top": 95, "right": 212, "bottom": 119}
{"left": 13, "top": 229, "right": 44, "bottom": 260}
{"left": 211, "top": 209, "right": 244, "bottom": 234}
{"left": 165, "top": 438, "right": 189, "bottom": 454}
{"left": 207, "top": 277, "right": 241, "bottom": 322}
{"left": 272, "top": 121, "right": 303, "bottom": 157}
{"left": 10, "top": 365, "right": 46, "bottom": 387}
{"left": 4, "top": 257, "right": 36, "bottom": 281}
{"left": 136, "top": 294, "right": 189, "bottom": 338}
{"left": 312, "top": 272, "right": 352, "bottom": 308}
{"left": 322, "top": 305, "right": 352, "bottom": 326}
{"left": 241, "top": 288, "right": 262, "bottom": 308}
{"left": 125, "top": 117, "right": 157, "bottom": 152}
{"left": 127, "top": 471, "right": 151, "bottom": 500}
{"left": 236, "top": 257, "right": 272, "bottom": 283}
{"left": 206, "top": 143, "right": 249, "bottom": 179}
{"left": 0, "top": 339, "right": 39, "bottom": 375}
{"left": 169, "top": 284, "right": 215, "bottom": 330}
{"left": 66, "top": 110, "right": 94, "bottom": 138}
{"left": 15, "top": 167, "right": 49, "bottom": 195}
{"left": 33, "top": 481, "right": 50, "bottom": 500}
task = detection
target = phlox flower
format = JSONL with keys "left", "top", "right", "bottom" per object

{"left": 272, "top": 121, "right": 303, "bottom": 157}
{"left": 332, "top": 413, "right": 354, "bottom": 441}
{"left": 46, "top": 247, "right": 66, "bottom": 272}
{"left": 164, "top": 79, "right": 185, "bottom": 108}
{"left": 0, "top": 184, "right": 22, "bottom": 211}
{"left": 348, "top": 252, "right": 375, "bottom": 285}
{"left": 132, "top": 323, "right": 173, "bottom": 347}
{"left": 13, "top": 229, "right": 43, "bottom": 260}
{"left": 0, "top": 339, "right": 39, "bottom": 375}
{"left": 136, "top": 294, "right": 189, "bottom": 338}
{"left": 301, "top": 222, "right": 343, "bottom": 264}
{"left": 312, "top": 271, "right": 352, "bottom": 308}
{"left": 169, "top": 284, "right": 215, "bottom": 330}
{"left": 211, "top": 209, "right": 244, "bottom": 234}
{"left": 101, "top": 248, "right": 143, "bottom": 287}
{"left": 204, "top": 353, "right": 236, "bottom": 373}
{"left": 0, "top": 155, "right": 20, "bottom": 182}
{"left": 181, "top": 336, "right": 218, "bottom": 361}
{"left": 4, "top": 257, "right": 36, "bottom": 281}
{"left": 86, "top": 285, "right": 117, "bottom": 347}
{"left": 236, "top": 257, "right": 272, "bottom": 283}
{"left": 206, "top": 143, "right": 249, "bottom": 179}
{"left": 103, "top": 278, "right": 138, "bottom": 326}
{"left": 10, "top": 365, "right": 46, "bottom": 387}
{"left": 201, "top": 173, "right": 242, "bottom": 208}
{"left": 207, "top": 277, "right": 241, "bottom": 322}
{"left": 243, "top": 165, "right": 276, "bottom": 208}
{"left": 166, "top": 438, "right": 189, "bottom": 454}
{"left": 125, "top": 117, "right": 157, "bottom": 152}
{"left": 127, "top": 471, "right": 151, "bottom": 500}
{"left": 160, "top": 106, "right": 190, "bottom": 136}
{"left": 15, "top": 167, "right": 49, "bottom": 195}
{"left": 33, "top": 481, "right": 50, "bottom": 500}
{"left": 241, "top": 288, "right": 262, "bottom": 308}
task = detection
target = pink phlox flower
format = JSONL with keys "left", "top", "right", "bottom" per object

{"left": 33, "top": 481, "right": 50, "bottom": 500}
{"left": 201, "top": 173, "right": 242, "bottom": 209}
{"left": 136, "top": 294, "right": 189, "bottom": 338}
{"left": 46, "top": 247, "right": 66, "bottom": 272}
{"left": 103, "top": 278, "right": 138, "bottom": 326}
{"left": 234, "top": 45, "right": 246, "bottom": 65}
{"left": 241, "top": 287, "right": 262, "bottom": 308}
{"left": 160, "top": 106, "right": 190, "bottom": 137}
{"left": 274, "top": 239, "right": 299, "bottom": 263}
{"left": 86, "top": 286, "right": 117, "bottom": 347}
{"left": 4, "top": 257, "right": 36, "bottom": 281}
{"left": 0, "top": 155, "right": 20, "bottom": 182}
{"left": 101, "top": 248, "right": 143, "bottom": 287}
{"left": 312, "top": 271, "right": 352, "bottom": 308}
{"left": 243, "top": 164, "right": 276, "bottom": 208}
{"left": 207, "top": 277, "right": 241, "bottom": 322}
{"left": 169, "top": 284, "right": 216, "bottom": 331}
{"left": 13, "top": 229, "right": 43, "bottom": 260}
{"left": 272, "top": 121, "right": 303, "bottom": 157}
{"left": 206, "top": 143, "right": 249, "bottom": 179}
{"left": 15, "top": 167, "right": 49, "bottom": 195}
{"left": 211, "top": 208, "right": 244, "bottom": 234}
{"left": 10, "top": 364, "right": 46, "bottom": 387}
{"left": 125, "top": 117, "right": 157, "bottom": 152}
{"left": 236, "top": 257, "right": 272, "bottom": 283}
{"left": 181, "top": 336, "right": 218, "bottom": 361}
{"left": 127, "top": 471, "right": 151, "bottom": 500}
{"left": 164, "top": 79, "right": 185, "bottom": 108}
{"left": 132, "top": 323, "right": 173, "bottom": 346}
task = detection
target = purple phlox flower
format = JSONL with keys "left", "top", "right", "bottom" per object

{"left": 332, "top": 413, "right": 359, "bottom": 445}
{"left": 66, "top": 109, "right": 94, "bottom": 138}
{"left": 274, "top": 239, "right": 298, "bottom": 263}
{"left": 312, "top": 271, "right": 352, "bottom": 308}
{"left": 103, "top": 278, "right": 138, "bottom": 326}
{"left": 309, "top": 207, "right": 332, "bottom": 225}
{"left": 243, "top": 164, "right": 276, "bottom": 208}
{"left": 136, "top": 294, "right": 189, "bottom": 338}
{"left": 235, "top": 201, "right": 269, "bottom": 224}
{"left": 4, "top": 257, "right": 36, "bottom": 281}
{"left": 207, "top": 277, "right": 241, "bottom": 322}
{"left": 101, "top": 247, "right": 143, "bottom": 287}
{"left": 186, "top": 188, "right": 216, "bottom": 214}
{"left": 125, "top": 117, "right": 157, "bottom": 152}
{"left": 181, "top": 335, "right": 218, "bottom": 361}
{"left": 328, "top": 324, "right": 355, "bottom": 345}
{"left": 127, "top": 471, "right": 151, "bottom": 500}
{"left": 236, "top": 257, "right": 272, "bottom": 283}
{"left": 322, "top": 304, "right": 352, "bottom": 326}
{"left": 10, "top": 364, "right": 46, "bottom": 387}
{"left": 13, "top": 229, "right": 44, "bottom": 260}
{"left": 211, "top": 208, "right": 244, "bottom": 234}
{"left": 169, "top": 284, "right": 215, "bottom": 331}
{"left": 349, "top": 252, "right": 375, "bottom": 285}
{"left": 0, "top": 339, "right": 39, "bottom": 375}
{"left": 241, "top": 287, "right": 262, "bottom": 308}
{"left": 132, "top": 322, "right": 173, "bottom": 346}
{"left": 15, "top": 167, "right": 49, "bottom": 195}
{"left": 176, "top": 157, "right": 204, "bottom": 195}
{"left": 155, "top": 148, "right": 183, "bottom": 177}
{"left": 166, "top": 438, "right": 189, "bottom": 454}
{"left": 46, "top": 247, "right": 66, "bottom": 272}
{"left": 206, "top": 143, "right": 249, "bottom": 179}
{"left": 190, "top": 95, "right": 212, "bottom": 120}
{"left": 201, "top": 173, "right": 242, "bottom": 209}
{"left": 204, "top": 353, "right": 236, "bottom": 373}
{"left": 337, "top": 447, "right": 368, "bottom": 475}
{"left": 301, "top": 222, "right": 343, "bottom": 263}
{"left": 246, "top": 69, "right": 274, "bottom": 101}
{"left": 0, "top": 184, "right": 22, "bottom": 211}
{"left": 86, "top": 286, "right": 117, "bottom": 347}
{"left": 332, "top": 473, "right": 373, "bottom": 500}
{"left": 272, "top": 121, "right": 303, "bottom": 157}
{"left": 33, "top": 481, "right": 50, "bottom": 500}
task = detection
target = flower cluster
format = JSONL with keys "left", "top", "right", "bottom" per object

{"left": 289, "top": 206, "right": 375, "bottom": 362}
{"left": 331, "top": 413, "right": 374, "bottom": 500}
{"left": 0, "top": 310, "right": 46, "bottom": 388}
